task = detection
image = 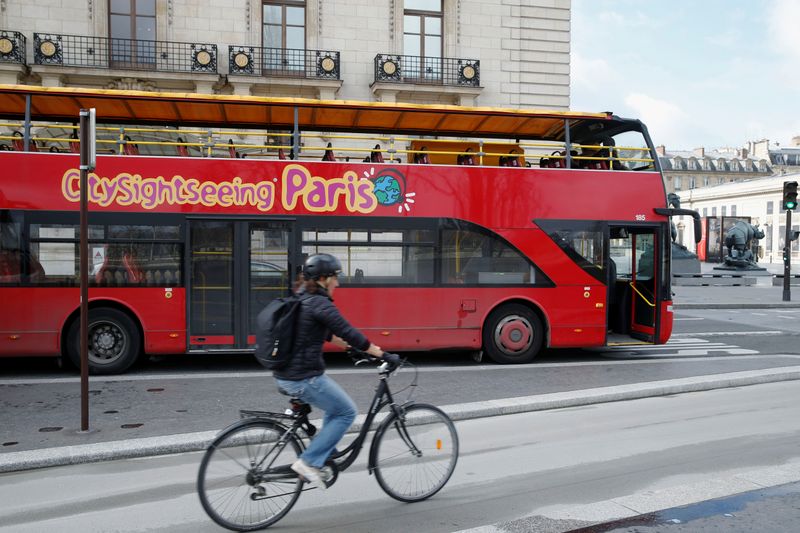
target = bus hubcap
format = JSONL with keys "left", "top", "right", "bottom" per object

{"left": 494, "top": 315, "right": 533, "bottom": 356}
{"left": 89, "top": 322, "right": 127, "bottom": 363}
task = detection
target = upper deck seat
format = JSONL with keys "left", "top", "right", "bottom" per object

{"left": 176, "top": 137, "right": 190, "bottom": 157}
{"left": 322, "top": 142, "right": 336, "bottom": 161}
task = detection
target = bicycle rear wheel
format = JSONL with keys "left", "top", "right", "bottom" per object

{"left": 197, "top": 420, "right": 302, "bottom": 531}
{"left": 371, "top": 403, "right": 458, "bottom": 502}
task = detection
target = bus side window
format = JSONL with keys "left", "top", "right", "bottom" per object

{"left": 0, "top": 250, "right": 21, "bottom": 282}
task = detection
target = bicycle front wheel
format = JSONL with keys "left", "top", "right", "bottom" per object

{"left": 197, "top": 420, "right": 303, "bottom": 531}
{"left": 371, "top": 403, "right": 459, "bottom": 502}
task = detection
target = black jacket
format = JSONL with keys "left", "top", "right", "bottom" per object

{"left": 273, "top": 287, "right": 370, "bottom": 381}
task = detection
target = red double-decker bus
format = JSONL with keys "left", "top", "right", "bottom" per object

{"left": 0, "top": 85, "right": 698, "bottom": 373}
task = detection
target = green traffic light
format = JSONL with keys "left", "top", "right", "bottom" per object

{"left": 783, "top": 181, "right": 798, "bottom": 211}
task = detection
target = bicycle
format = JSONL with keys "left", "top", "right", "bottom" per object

{"left": 196, "top": 352, "right": 459, "bottom": 531}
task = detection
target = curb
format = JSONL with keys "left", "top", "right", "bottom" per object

{"left": 2, "top": 366, "right": 800, "bottom": 474}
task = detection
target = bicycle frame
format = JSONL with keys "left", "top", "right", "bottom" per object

{"left": 330, "top": 371, "right": 404, "bottom": 472}
{"left": 220, "top": 361, "right": 415, "bottom": 487}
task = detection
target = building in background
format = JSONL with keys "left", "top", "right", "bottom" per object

{"left": 657, "top": 145, "right": 772, "bottom": 196}
{"left": 756, "top": 138, "right": 800, "bottom": 175}
{"left": 0, "top": 0, "right": 570, "bottom": 108}
{"left": 676, "top": 173, "right": 800, "bottom": 265}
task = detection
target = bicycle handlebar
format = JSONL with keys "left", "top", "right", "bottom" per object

{"left": 346, "top": 348, "right": 404, "bottom": 371}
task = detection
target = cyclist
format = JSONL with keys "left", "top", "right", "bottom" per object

{"left": 274, "top": 253, "right": 397, "bottom": 490}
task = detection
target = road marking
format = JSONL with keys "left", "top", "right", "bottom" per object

{"left": 672, "top": 330, "right": 784, "bottom": 337}
{"left": 674, "top": 317, "right": 705, "bottom": 321}
{"left": 0, "top": 336, "right": 794, "bottom": 387}
{"left": 603, "top": 336, "right": 760, "bottom": 357}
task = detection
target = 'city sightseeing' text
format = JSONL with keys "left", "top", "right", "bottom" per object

{"left": 60, "top": 164, "right": 378, "bottom": 213}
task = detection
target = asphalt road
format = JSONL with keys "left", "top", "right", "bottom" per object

{"left": 1, "top": 308, "right": 799, "bottom": 454}
{"left": 2, "top": 380, "right": 800, "bottom": 533}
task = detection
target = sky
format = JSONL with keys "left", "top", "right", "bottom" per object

{"left": 571, "top": 0, "right": 800, "bottom": 151}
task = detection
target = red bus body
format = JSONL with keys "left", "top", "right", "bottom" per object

{"left": 0, "top": 151, "right": 673, "bottom": 362}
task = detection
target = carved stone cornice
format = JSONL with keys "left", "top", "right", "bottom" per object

{"left": 105, "top": 77, "right": 157, "bottom": 92}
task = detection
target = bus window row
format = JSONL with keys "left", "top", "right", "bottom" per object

{"left": 1, "top": 215, "right": 548, "bottom": 287}
{"left": 300, "top": 222, "right": 546, "bottom": 286}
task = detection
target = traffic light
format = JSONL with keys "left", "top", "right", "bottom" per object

{"left": 783, "top": 181, "right": 798, "bottom": 210}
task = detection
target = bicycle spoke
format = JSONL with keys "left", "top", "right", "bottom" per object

{"left": 373, "top": 405, "right": 458, "bottom": 502}
{"left": 198, "top": 421, "right": 303, "bottom": 530}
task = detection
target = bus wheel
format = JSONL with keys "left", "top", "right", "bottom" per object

{"left": 482, "top": 303, "right": 543, "bottom": 364}
{"left": 66, "top": 308, "right": 141, "bottom": 375}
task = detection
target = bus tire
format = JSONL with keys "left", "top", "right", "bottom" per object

{"left": 66, "top": 308, "right": 141, "bottom": 375}
{"left": 482, "top": 303, "right": 543, "bottom": 364}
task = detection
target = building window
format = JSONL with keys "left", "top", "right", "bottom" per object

{"left": 404, "top": 0, "right": 443, "bottom": 80}
{"left": 712, "top": 207, "right": 717, "bottom": 216}
{"left": 109, "top": 0, "right": 156, "bottom": 67}
{"left": 689, "top": 176, "right": 696, "bottom": 189}
{"left": 765, "top": 224, "right": 772, "bottom": 253}
{"left": 703, "top": 207, "right": 708, "bottom": 217}
{"left": 731, "top": 205, "right": 736, "bottom": 216}
{"left": 767, "top": 201, "right": 773, "bottom": 214}
{"left": 674, "top": 176, "right": 682, "bottom": 190}
{"left": 263, "top": 1, "right": 306, "bottom": 71}
{"left": 703, "top": 176, "right": 709, "bottom": 187}
{"left": 721, "top": 205, "right": 727, "bottom": 216}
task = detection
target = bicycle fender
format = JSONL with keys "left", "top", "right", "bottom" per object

{"left": 212, "top": 417, "right": 292, "bottom": 440}
{"left": 367, "top": 401, "right": 423, "bottom": 473}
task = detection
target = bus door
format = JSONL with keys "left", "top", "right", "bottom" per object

{"left": 629, "top": 230, "right": 658, "bottom": 340}
{"left": 608, "top": 226, "right": 659, "bottom": 342}
{"left": 188, "top": 220, "right": 293, "bottom": 350}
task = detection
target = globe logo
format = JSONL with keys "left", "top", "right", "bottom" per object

{"left": 367, "top": 168, "right": 416, "bottom": 213}
{"left": 373, "top": 174, "right": 402, "bottom": 206}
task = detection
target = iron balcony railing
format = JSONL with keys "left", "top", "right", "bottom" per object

{"left": 0, "top": 30, "right": 26, "bottom": 65}
{"left": 228, "top": 46, "right": 340, "bottom": 79}
{"left": 374, "top": 54, "right": 480, "bottom": 87}
{"left": 33, "top": 33, "right": 217, "bottom": 74}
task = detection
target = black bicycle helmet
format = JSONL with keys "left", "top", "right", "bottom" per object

{"left": 303, "top": 253, "right": 342, "bottom": 280}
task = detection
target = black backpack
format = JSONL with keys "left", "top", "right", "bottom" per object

{"left": 254, "top": 294, "right": 307, "bottom": 370}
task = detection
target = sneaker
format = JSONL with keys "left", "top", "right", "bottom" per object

{"left": 291, "top": 459, "right": 328, "bottom": 491}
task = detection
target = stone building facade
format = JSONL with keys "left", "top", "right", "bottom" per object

{"left": 656, "top": 145, "right": 772, "bottom": 196}
{"left": 0, "top": 0, "right": 571, "bottom": 108}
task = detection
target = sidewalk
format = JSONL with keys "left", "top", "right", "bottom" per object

{"left": 672, "top": 284, "right": 800, "bottom": 309}
{"left": 672, "top": 261, "right": 800, "bottom": 309}
{"left": 3, "top": 366, "right": 800, "bottom": 473}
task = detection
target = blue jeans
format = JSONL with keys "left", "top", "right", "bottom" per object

{"left": 275, "top": 374, "right": 357, "bottom": 468}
